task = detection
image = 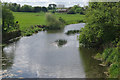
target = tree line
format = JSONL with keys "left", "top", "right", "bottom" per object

{"left": 2, "top": 2, "right": 48, "bottom": 12}
{"left": 2, "top": 2, "right": 88, "bottom": 14}
{"left": 67, "top": 5, "right": 88, "bottom": 14}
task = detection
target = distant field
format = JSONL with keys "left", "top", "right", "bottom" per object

{"left": 13, "top": 12, "right": 85, "bottom": 31}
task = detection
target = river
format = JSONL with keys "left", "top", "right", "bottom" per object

{"left": 2, "top": 23, "right": 106, "bottom": 78}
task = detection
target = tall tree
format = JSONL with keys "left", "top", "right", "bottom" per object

{"left": 79, "top": 2, "right": 120, "bottom": 47}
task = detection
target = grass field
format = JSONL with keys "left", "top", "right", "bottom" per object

{"left": 13, "top": 12, "right": 85, "bottom": 31}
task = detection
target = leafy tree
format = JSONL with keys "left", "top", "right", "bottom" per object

{"left": 79, "top": 2, "right": 120, "bottom": 47}
{"left": 33, "top": 6, "right": 41, "bottom": 12}
{"left": 21, "top": 5, "right": 33, "bottom": 12}
{"left": 3, "top": 2, "right": 21, "bottom": 12}
{"left": 48, "top": 4, "right": 56, "bottom": 10}
{"left": 2, "top": 6, "right": 15, "bottom": 33}
{"left": 67, "top": 5, "right": 85, "bottom": 14}
{"left": 41, "top": 7, "right": 48, "bottom": 12}
{"left": 67, "top": 8, "right": 76, "bottom": 14}
{"left": 16, "top": 4, "right": 21, "bottom": 12}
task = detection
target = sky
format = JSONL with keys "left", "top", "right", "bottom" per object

{"left": 1, "top": 0, "right": 89, "bottom": 7}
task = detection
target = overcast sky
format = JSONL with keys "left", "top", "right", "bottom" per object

{"left": 1, "top": 0, "right": 89, "bottom": 7}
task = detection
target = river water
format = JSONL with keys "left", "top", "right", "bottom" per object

{"left": 2, "top": 23, "right": 106, "bottom": 78}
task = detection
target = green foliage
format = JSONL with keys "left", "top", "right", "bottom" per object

{"left": 2, "top": 6, "right": 15, "bottom": 33}
{"left": 33, "top": 6, "right": 41, "bottom": 12}
{"left": 2, "top": 2, "right": 21, "bottom": 12}
{"left": 22, "top": 26, "right": 42, "bottom": 36}
{"left": 45, "top": 13, "right": 64, "bottom": 30}
{"left": 109, "top": 63, "right": 120, "bottom": 78}
{"left": 65, "top": 30, "right": 80, "bottom": 35}
{"left": 55, "top": 39, "right": 67, "bottom": 47}
{"left": 59, "top": 17, "right": 65, "bottom": 24}
{"left": 106, "top": 46, "right": 120, "bottom": 78}
{"left": 94, "top": 53, "right": 102, "bottom": 60}
{"left": 21, "top": 5, "right": 33, "bottom": 12}
{"left": 79, "top": 2, "right": 120, "bottom": 47}
{"left": 67, "top": 8, "right": 76, "bottom": 14}
{"left": 75, "top": 7, "right": 85, "bottom": 14}
{"left": 2, "top": 2, "right": 48, "bottom": 13}
{"left": 41, "top": 7, "right": 48, "bottom": 12}
{"left": 67, "top": 5, "right": 87, "bottom": 14}
{"left": 102, "top": 48, "right": 113, "bottom": 61}
{"left": 96, "top": 41, "right": 120, "bottom": 78}
{"left": 79, "top": 2, "right": 120, "bottom": 78}
{"left": 48, "top": 4, "right": 56, "bottom": 10}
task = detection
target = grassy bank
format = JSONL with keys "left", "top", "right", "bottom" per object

{"left": 94, "top": 42, "right": 120, "bottom": 78}
{"left": 13, "top": 12, "right": 85, "bottom": 33}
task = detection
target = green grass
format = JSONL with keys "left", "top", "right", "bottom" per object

{"left": 13, "top": 12, "right": 46, "bottom": 31}
{"left": 13, "top": 12, "right": 85, "bottom": 32}
{"left": 55, "top": 13, "right": 85, "bottom": 24}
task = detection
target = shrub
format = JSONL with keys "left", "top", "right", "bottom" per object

{"left": 67, "top": 9, "right": 76, "bottom": 14}
{"left": 45, "top": 13, "right": 64, "bottom": 30}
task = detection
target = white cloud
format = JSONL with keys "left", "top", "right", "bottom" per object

{"left": 1, "top": 0, "right": 89, "bottom": 7}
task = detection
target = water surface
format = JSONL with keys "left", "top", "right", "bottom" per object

{"left": 2, "top": 23, "right": 106, "bottom": 78}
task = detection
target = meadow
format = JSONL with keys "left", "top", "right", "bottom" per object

{"left": 13, "top": 12, "right": 85, "bottom": 31}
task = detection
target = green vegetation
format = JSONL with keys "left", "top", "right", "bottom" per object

{"left": 2, "top": 6, "right": 16, "bottom": 33}
{"left": 13, "top": 12, "right": 46, "bottom": 34}
{"left": 67, "top": 5, "right": 88, "bottom": 14}
{"left": 2, "top": 6, "right": 21, "bottom": 43}
{"left": 13, "top": 12, "right": 85, "bottom": 35}
{"left": 65, "top": 30, "right": 81, "bottom": 35}
{"left": 55, "top": 39, "right": 67, "bottom": 47}
{"left": 79, "top": 2, "right": 120, "bottom": 78}
{"left": 46, "top": 13, "right": 64, "bottom": 30}
{"left": 79, "top": 2, "right": 120, "bottom": 47}
{"left": 13, "top": 12, "right": 85, "bottom": 28}
{"left": 95, "top": 42, "right": 120, "bottom": 78}
{"left": 2, "top": 2, "right": 48, "bottom": 12}
{"left": 2, "top": 2, "right": 86, "bottom": 40}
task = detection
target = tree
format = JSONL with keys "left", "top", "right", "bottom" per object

{"left": 21, "top": 5, "right": 33, "bottom": 12}
{"left": 75, "top": 7, "right": 85, "bottom": 14}
{"left": 2, "top": 6, "right": 15, "bottom": 33}
{"left": 79, "top": 2, "right": 120, "bottom": 47}
{"left": 67, "top": 8, "right": 76, "bottom": 14}
{"left": 41, "top": 7, "right": 48, "bottom": 12}
{"left": 33, "top": 6, "right": 41, "bottom": 12}
{"left": 16, "top": 4, "right": 21, "bottom": 12}
{"left": 48, "top": 4, "right": 56, "bottom": 10}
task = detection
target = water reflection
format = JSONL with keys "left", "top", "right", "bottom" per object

{"left": 79, "top": 47, "right": 107, "bottom": 78}
{"left": 2, "top": 42, "right": 16, "bottom": 70}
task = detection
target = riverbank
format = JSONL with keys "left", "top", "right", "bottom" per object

{"left": 78, "top": 2, "right": 120, "bottom": 78}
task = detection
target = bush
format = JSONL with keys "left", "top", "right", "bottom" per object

{"left": 59, "top": 17, "right": 65, "bottom": 24}
{"left": 67, "top": 9, "right": 76, "bottom": 14}
{"left": 45, "top": 13, "right": 64, "bottom": 30}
